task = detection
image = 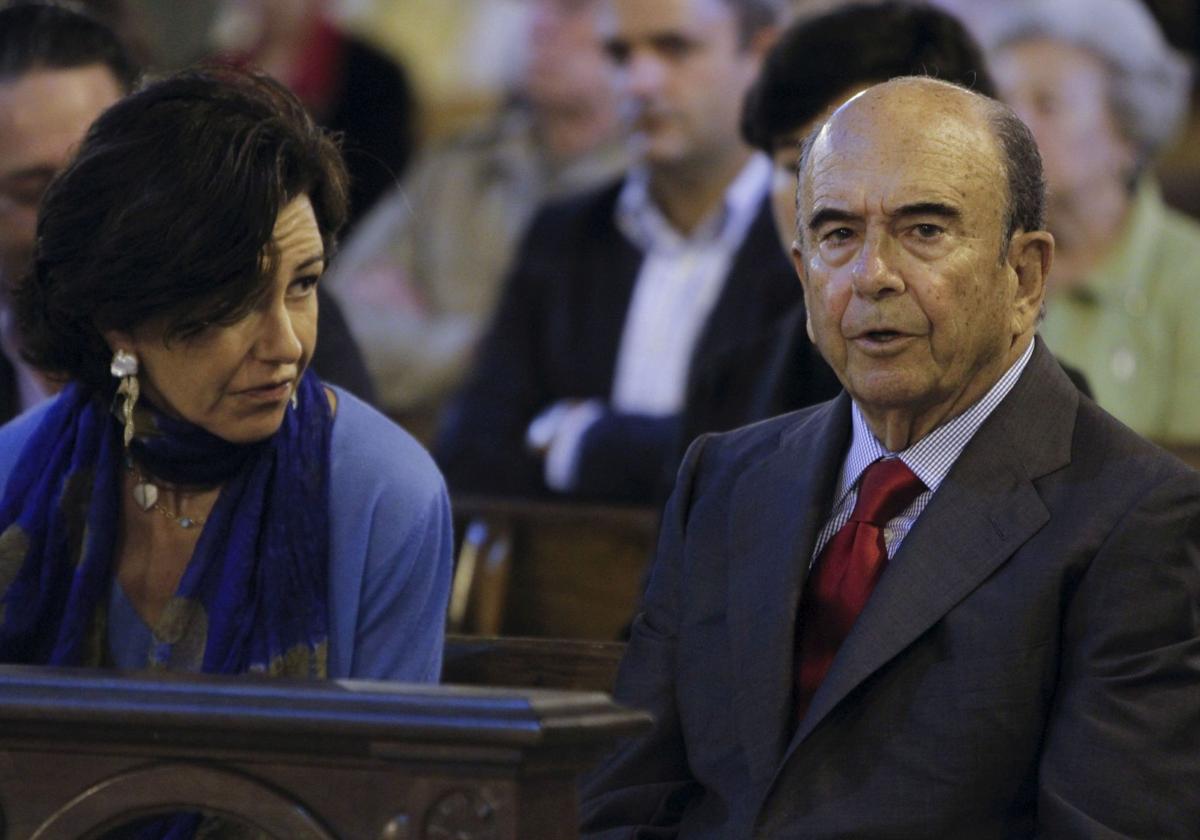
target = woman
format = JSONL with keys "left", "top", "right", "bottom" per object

{"left": 0, "top": 66, "right": 451, "bottom": 683}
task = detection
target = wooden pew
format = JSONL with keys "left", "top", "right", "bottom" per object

{"left": 0, "top": 666, "right": 650, "bottom": 839}
{"left": 449, "top": 497, "right": 659, "bottom": 640}
{"left": 442, "top": 634, "right": 625, "bottom": 693}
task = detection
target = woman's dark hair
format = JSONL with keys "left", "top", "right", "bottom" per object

{"left": 741, "top": 1, "right": 994, "bottom": 151}
{"left": 16, "top": 64, "right": 349, "bottom": 393}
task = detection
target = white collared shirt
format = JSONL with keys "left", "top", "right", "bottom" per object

{"left": 812, "top": 339, "right": 1036, "bottom": 563}
{"left": 610, "top": 153, "right": 772, "bottom": 415}
{"left": 540, "top": 154, "right": 772, "bottom": 491}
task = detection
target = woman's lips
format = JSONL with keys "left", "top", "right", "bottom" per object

{"left": 237, "top": 380, "right": 292, "bottom": 402}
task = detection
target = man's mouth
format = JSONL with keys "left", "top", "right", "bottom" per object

{"left": 861, "top": 330, "right": 905, "bottom": 342}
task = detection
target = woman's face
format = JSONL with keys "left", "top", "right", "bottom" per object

{"left": 116, "top": 194, "right": 324, "bottom": 444}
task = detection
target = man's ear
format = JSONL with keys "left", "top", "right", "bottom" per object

{"left": 1006, "top": 229, "right": 1054, "bottom": 335}
{"left": 791, "top": 241, "right": 816, "bottom": 342}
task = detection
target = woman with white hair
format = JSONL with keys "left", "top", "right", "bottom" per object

{"left": 962, "top": 0, "right": 1199, "bottom": 450}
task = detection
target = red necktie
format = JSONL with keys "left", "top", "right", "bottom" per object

{"left": 795, "top": 457, "right": 926, "bottom": 720}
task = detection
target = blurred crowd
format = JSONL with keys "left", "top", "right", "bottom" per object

{"left": 4, "top": 0, "right": 1200, "bottom": 504}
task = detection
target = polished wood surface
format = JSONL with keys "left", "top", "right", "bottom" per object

{"left": 449, "top": 497, "right": 659, "bottom": 640}
{"left": 0, "top": 666, "right": 650, "bottom": 839}
{"left": 443, "top": 634, "right": 625, "bottom": 693}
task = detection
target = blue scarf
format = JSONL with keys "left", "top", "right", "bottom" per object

{"left": 0, "top": 371, "right": 332, "bottom": 676}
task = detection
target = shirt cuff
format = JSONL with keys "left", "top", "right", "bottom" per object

{"left": 541, "top": 400, "right": 606, "bottom": 492}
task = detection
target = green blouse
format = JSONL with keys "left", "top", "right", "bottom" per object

{"left": 1040, "top": 179, "right": 1200, "bottom": 445}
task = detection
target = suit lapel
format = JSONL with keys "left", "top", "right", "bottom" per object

{"left": 585, "top": 183, "right": 644, "bottom": 391}
{"left": 728, "top": 395, "right": 850, "bottom": 787}
{"left": 783, "top": 340, "right": 1078, "bottom": 749}
{"left": 692, "top": 197, "right": 802, "bottom": 370}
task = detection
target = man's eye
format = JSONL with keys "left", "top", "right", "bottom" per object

{"left": 603, "top": 41, "right": 630, "bottom": 65}
{"left": 822, "top": 227, "right": 854, "bottom": 244}
{"left": 914, "top": 224, "right": 943, "bottom": 239}
{"left": 1032, "top": 92, "right": 1060, "bottom": 116}
{"left": 652, "top": 35, "right": 694, "bottom": 60}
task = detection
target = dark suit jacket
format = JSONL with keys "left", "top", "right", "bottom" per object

{"left": 676, "top": 305, "right": 840, "bottom": 461}
{"left": 581, "top": 339, "right": 1200, "bottom": 838}
{"left": 435, "top": 179, "right": 805, "bottom": 504}
{"left": 0, "top": 349, "right": 17, "bottom": 427}
{"left": 313, "top": 285, "right": 377, "bottom": 407}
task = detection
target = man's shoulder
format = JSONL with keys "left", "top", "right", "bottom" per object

{"left": 511, "top": 178, "right": 633, "bottom": 274}
{"left": 526, "top": 177, "right": 626, "bottom": 234}
{"left": 687, "top": 398, "right": 842, "bottom": 483}
{"left": 1071, "top": 392, "right": 1200, "bottom": 491}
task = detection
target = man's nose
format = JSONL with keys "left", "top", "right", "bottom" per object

{"left": 851, "top": 233, "right": 905, "bottom": 298}
{"left": 625, "top": 51, "right": 666, "bottom": 99}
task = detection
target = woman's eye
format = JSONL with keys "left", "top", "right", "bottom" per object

{"left": 289, "top": 274, "right": 320, "bottom": 297}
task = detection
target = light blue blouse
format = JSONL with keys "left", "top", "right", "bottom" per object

{"left": 0, "top": 385, "right": 453, "bottom": 682}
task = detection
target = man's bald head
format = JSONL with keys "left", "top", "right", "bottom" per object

{"left": 790, "top": 75, "right": 1054, "bottom": 450}
{"left": 797, "top": 77, "right": 1045, "bottom": 254}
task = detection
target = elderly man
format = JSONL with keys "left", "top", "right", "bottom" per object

{"left": 436, "top": 0, "right": 802, "bottom": 504}
{"left": 581, "top": 77, "right": 1200, "bottom": 837}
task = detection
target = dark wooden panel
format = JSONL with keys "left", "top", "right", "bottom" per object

{"left": 442, "top": 635, "right": 625, "bottom": 692}
{"left": 451, "top": 497, "right": 659, "bottom": 640}
{"left": 0, "top": 666, "right": 651, "bottom": 840}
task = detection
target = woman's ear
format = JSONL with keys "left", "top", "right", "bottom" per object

{"left": 101, "top": 329, "right": 134, "bottom": 357}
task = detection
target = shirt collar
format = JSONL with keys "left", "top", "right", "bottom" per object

{"left": 616, "top": 153, "right": 771, "bottom": 252}
{"left": 840, "top": 338, "right": 1036, "bottom": 495}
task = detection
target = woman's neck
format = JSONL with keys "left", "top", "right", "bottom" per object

{"left": 114, "top": 467, "right": 221, "bottom": 628}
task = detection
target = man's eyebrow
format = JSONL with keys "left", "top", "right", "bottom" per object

{"left": 807, "top": 207, "right": 860, "bottom": 232}
{"left": 894, "top": 201, "right": 962, "bottom": 221}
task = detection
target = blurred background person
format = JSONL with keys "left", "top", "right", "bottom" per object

{"left": 436, "top": 0, "right": 800, "bottom": 504}
{"left": 954, "top": 0, "right": 1200, "bottom": 452}
{"left": 0, "top": 0, "right": 137, "bottom": 424}
{"left": 213, "top": 0, "right": 418, "bottom": 228}
{"left": 325, "top": 0, "right": 627, "bottom": 433}
{"left": 0, "top": 66, "right": 450, "bottom": 692}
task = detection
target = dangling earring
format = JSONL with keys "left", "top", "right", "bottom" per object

{"left": 110, "top": 348, "right": 140, "bottom": 448}
{"left": 290, "top": 388, "right": 299, "bottom": 411}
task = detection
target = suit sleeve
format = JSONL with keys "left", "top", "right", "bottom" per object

{"left": 573, "top": 411, "right": 681, "bottom": 504}
{"left": 1037, "top": 469, "right": 1200, "bottom": 838}
{"left": 579, "top": 437, "right": 709, "bottom": 838}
